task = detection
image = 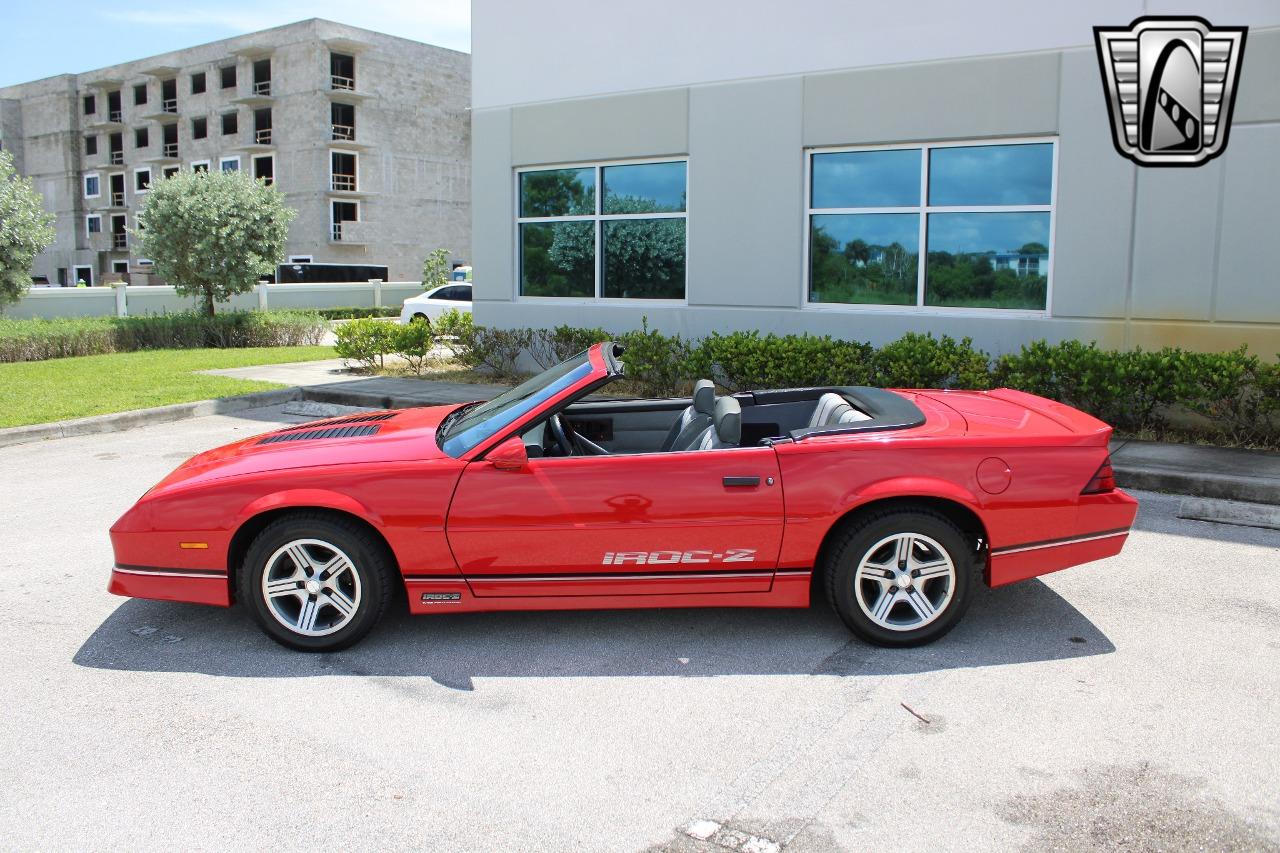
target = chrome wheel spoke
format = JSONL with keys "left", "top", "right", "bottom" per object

{"left": 323, "top": 588, "right": 356, "bottom": 619}
{"left": 895, "top": 536, "right": 913, "bottom": 567}
{"left": 872, "top": 588, "right": 901, "bottom": 623}
{"left": 286, "top": 544, "right": 316, "bottom": 574}
{"left": 317, "top": 554, "right": 351, "bottom": 582}
{"left": 913, "top": 560, "right": 951, "bottom": 581}
{"left": 904, "top": 588, "right": 937, "bottom": 620}
{"left": 296, "top": 597, "right": 320, "bottom": 632}
{"left": 266, "top": 578, "right": 303, "bottom": 599}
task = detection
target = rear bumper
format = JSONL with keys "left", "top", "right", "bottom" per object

{"left": 108, "top": 565, "right": 231, "bottom": 607}
{"left": 987, "top": 489, "right": 1140, "bottom": 587}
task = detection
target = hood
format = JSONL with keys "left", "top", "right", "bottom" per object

{"left": 145, "top": 404, "right": 465, "bottom": 496}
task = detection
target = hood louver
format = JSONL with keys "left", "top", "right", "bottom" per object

{"left": 258, "top": 424, "right": 384, "bottom": 445}
{"left": 275, "top": 411, "right": 398, "bottom": 433}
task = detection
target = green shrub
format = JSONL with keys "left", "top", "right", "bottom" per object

{"left": 872, "top": 333, "right": 992, "bottom": 390}
{"left": 457, "top": 326, "right": 534, "bottom": 380}
{"left": 529, "top": 324, "right": 611, "bottom": 370}
{"left": 315, "top": 306, "right": 399, "bottom": 320}
{"left": 695, "top": 330, "right": 875, "bottom": 391}
{"left": 334, "top": 317, "right": 397, "bottom": 371}
{"left": 432, "top": 308, "right": 473, "bottom": 339}
{"left": 391, "top": 321, "right": 436, "bottom": 377}
{"left": 614, "top": 318, "right": 696, "bottom": 397}
{"left": 0, "top": 310, "right": 326, "bottom": 363}
{"left": 1175, "top": 347, "right": 1279, "bottom": 444}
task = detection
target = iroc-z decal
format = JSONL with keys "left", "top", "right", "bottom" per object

{"left": 420, "top": 592, "right": 461, "bottom": 604}
{"left": 602, "top": 549, "right": 757, "bottom": 566}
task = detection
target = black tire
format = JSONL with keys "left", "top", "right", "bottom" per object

{"left": 411, "top": 313, "right": 429, "bottom": 324}
{"left": 823, "top": 508, "right": 973, "bottom": 647}
{"left": 239, "top": 513, "right": 395, "bottom": 652}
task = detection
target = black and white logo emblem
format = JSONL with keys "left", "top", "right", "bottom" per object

{"left": 1094, "top": 17, "right": 1247, "bottom": 167}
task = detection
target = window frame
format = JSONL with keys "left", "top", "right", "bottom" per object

{"left": 801, "top": 136, "right": 1058, "bottom": 318}
{"left": 133, "top": 166, "right": 152, "bottom": 194}
{"left": 219, "top": 156, "right": 241, "bottom": 173}
{"left": 85, "top": 214, "right": 102, "bottom": 234}
{"left": 83, "top": 172, "right": 101, "bottom": 199}
{"left": 251, "top": 153, "right": 275, "bottom": 185}
{"left": 513, "top": 156, "right": 690, "bottom": 305}
{"left": 190, "top": 159, "right": 211, "bottom": 173}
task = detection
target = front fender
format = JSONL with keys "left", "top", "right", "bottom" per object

{"left": 235, "top": 488, "right": 383, "bottom": 529}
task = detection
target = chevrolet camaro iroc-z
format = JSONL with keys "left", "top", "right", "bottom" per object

{"left": 109, "top": 342, "right": 1138, "bottom": 651}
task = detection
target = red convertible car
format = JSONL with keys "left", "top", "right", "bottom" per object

{"left": 109, "top": 342, "right": 1138, "bottom": 652}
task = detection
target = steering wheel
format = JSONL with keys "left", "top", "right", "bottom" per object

{"left": 548, "top": 413, "right": 574, "bottom": 456}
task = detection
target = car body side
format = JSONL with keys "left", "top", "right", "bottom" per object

{"left": 109, "top": 383, "right": 1137, "bottom": 613}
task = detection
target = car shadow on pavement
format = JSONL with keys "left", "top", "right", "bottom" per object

{"left": 73, "top": 579, "right": 1113, "bottom": 690}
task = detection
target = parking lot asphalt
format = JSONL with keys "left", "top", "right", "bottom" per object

{"left": 1, "top": 405, "right": 1277, "bottom": 852}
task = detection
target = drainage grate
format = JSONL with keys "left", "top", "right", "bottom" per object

{"left": 258, "top": 424, "right": 383, "bottom": 445}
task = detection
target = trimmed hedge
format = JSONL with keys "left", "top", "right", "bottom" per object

{"left": 0, "top": 310, "right": 328, "bottom": 363}
{"left": 316, "top": 306, "right": 400, "bottom": 320}
{"left": 329, "top": 315, "right": 1280, "bottom": 446}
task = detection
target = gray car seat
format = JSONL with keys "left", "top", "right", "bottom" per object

{"left": 661, "top": 379, "right": 716, "bottom": 451}
{"left": 687, "top": 396, "right": 742, "bottom": 450}
{"left": 808, "top": 391, "right": 873, "bottom": 427}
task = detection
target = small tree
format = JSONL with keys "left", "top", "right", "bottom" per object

{"left": 135, "top": 169, "right": 295, "bottom": 316}
{"left": 422, "top": 247, "right": 451, "bottom": 291}
{"left": 0, "top": 150, "right": 56, "bottom": 311}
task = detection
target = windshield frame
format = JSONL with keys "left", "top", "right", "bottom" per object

{"left": 437, "top": 342, "right": 617, "bottom": 459}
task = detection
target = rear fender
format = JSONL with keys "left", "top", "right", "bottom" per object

{"left": 848, "top": 476, "right": 984, "bottom": 515}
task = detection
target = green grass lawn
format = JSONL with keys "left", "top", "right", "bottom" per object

{"left": 0, "top": 346, "right": 335, "bottom": 428}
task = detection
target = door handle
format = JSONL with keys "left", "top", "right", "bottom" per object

{"left": 722, "top": 476, "right": 761, "bottom": 487}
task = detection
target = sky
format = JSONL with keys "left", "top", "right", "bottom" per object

{"left": 0, "top": 0, "right": 471, "bottom": 88}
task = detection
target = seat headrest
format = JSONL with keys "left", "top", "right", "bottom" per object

{"left": 714, "top": 396, "right": 741, "bottom": 445}
{"left": 692, "top": 379, "right": 716, "bottom": 415}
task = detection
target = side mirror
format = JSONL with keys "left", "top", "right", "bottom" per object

{"left": 488, "top": 436, "right": 528, "bottom": 471}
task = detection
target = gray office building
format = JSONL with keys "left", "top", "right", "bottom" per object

{"left": 471, "top": 1, "right": 1280, "bottom": 356}
{"left": 0, "top": 18, "right": 470, "bottom": 286}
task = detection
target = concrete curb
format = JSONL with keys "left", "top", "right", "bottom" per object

{"left": 0, "top": 387, "right": 303, "bottom": 449}
{"left": 1111, "top": 465, "right": 1280, "bottom": 506}
{"left": 1176, "top": 496, "right": 1280, "bottom": 531}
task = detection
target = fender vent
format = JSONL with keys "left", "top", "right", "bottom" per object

{"left": 258, "top": 424, "right": 383, "bottom": 445}
{"left": 275, "top": 411, "right": 398, "bottom": 433}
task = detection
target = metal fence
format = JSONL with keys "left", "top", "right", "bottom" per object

{"left": 6, "top": 281, "right": 427, "bottom": 320}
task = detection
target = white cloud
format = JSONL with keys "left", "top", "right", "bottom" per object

{"left": 102, "top": 0, "right": 471, "bottom": 51}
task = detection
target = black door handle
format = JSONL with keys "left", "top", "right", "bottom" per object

{"left": 723, "top": 476, "right": 760, "bottom": 487}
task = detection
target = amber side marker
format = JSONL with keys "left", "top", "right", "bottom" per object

{"left": 179, "top": 542, "right": 209, "bottom": 550}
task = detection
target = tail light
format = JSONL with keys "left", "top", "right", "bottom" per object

{"left": 1082, "top": 455, "right": 1117, "bottom": 494}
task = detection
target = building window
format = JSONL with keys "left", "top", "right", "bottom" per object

{"left": 86, "top": 215, "right": 102, "bottom": 234}
{"left": 220, "top": 156, "right": 240, "bottom": 172}
{"left": 252, "top": 154, "right": 274, "bottom": 185}
{"left": 134, "top": 127, "right": 149, "bottom": 149}
{"left": 192, "top": 116, "right": 207, "bottom": 139}
{"left": 133, "top": 83, "right": 148, "bottom": 106}
{"left": 162, "top": 166, "right": 180, "bottom": 179}
{"left": 84, "top": 173, "right": 101, "bottom": 198}
{"left": 220, "top": 64, "right": 236, "bottom": 89}
{"left": 516, "top": 159, "right": 688, "bottom": 300}
{"left": 190, "top": 160, "right": 210, "bottom": 173}
{"left": 134, "top": 167, "right": 152, "bottom": 193}
{"left": 83, "top": 94, "right": 96, "bottom": 115}
{"left": 806, "top": 140, "right": 1055, "bottom": 312}
{"left": 221, "top": 112, "right": 238, "bottom": 136}
{"left": 112, "top": 260, "right": 129, "bottom": 275}
{"left": 191, "top": 71, "right": 206, "bottom": 95}
{"left": 331, "top": 200, "right": 359, "bottom": 241}
{"left": 330, "top": 150, "right": 357, "bottom": 191}
{"left": 84, "top": 135, "right": 98, "bottom": 156}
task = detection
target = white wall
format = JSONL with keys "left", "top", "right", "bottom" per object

{"left": 473, "top": 0, "right": 1280, "bottom": 108}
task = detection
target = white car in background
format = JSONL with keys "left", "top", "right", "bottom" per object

{"left": 399, "top": 282, "right": 473, "bottom": 325}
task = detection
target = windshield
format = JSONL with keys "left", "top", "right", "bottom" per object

{"left": 439, "top": 351, "right": 596, "bottom": 457}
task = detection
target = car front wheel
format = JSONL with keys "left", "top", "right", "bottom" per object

{"left": 824, "top": 509, "right": 973, "bottom": 647}
{"left": 239, "top": 514, "right": 394, "bottom": 652}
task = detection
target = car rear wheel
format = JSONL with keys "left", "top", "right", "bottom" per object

{"left": 823, "top": 509, "right": 973, "bottom": 647}
{"left": 239, "top": 514, "right": 394, "bottom": 652}
{"left": 410, "top": 312, "right": 429, "bottom": 324}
